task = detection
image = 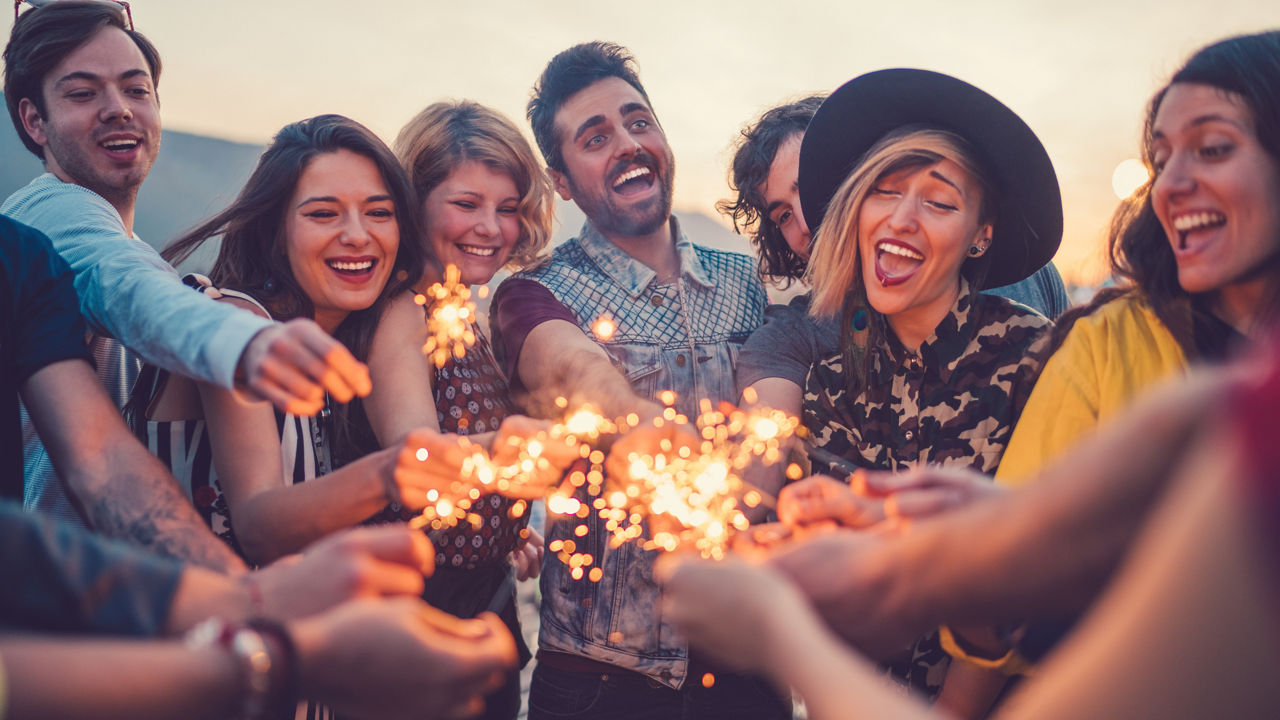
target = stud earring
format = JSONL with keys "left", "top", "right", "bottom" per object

{"left": 968, "top": 245, "right": 982, "bottom": 257}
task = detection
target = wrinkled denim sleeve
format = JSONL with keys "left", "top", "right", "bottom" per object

{"left": 0, "top": 176, "right": 271, "bottom": 389}
{"left": 0, "top": 501, "right": 181, "bottom": 636}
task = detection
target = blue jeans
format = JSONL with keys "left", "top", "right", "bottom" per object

{"left": 527, "top": 662, "right": 792, "bottom": 720}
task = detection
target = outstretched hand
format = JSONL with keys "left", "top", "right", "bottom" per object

{"left": 657, "top": 553, "right": 812, "bottom": 679}
{"left": 238, "top": 318, "right": 371, "bottom": 415}
{"left": 490, "top": 416, "right": 580, "bottom": 499}
{"left": 857, "top": 466, "right": 1004, "bottom": 522}
{"left": 255, "top": 524, "right": 435, "bottom": 620}
{"left": 777, "top": 474, "right": 884, "bottom": 529}
{"left": 293, "top": 598, "right": 516, "bottom": 720}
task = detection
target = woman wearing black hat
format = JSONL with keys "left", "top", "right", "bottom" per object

{"left": 785, "top": 68, "right": 1062, "bottom": 709}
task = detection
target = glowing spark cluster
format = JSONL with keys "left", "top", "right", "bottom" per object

{"left": 408, "top": 402, "right": 622, "bottom": 533}
{"left": 405, "top": 392, "right": 799, "bottom": 571}
{"left": 418, "top": 264, "right": 477, "bottom": 368}
{"left": 544, "top": 395, "right": 801, "bottom": 564}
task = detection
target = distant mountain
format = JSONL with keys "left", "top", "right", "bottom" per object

{"left": 1, "top": 94, "right": 264, "bottom": 270}
{"left": 1, "top": 95, "right": 755, "bottom": 277}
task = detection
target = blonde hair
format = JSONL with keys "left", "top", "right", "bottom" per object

{"left": 394, "top": 100, "right": 554, "bottom": 270}
{"left": 806, "top": 128, "right": 994, "bottom": 317}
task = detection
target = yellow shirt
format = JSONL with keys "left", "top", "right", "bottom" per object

{"left": 996, "top": 294, "right": 1186, "bottom": 487}
{"left": 948, "top": 294, "right": 1187, "bottom": 672}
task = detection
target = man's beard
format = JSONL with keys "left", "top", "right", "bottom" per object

{"left": 44, "top": 125, "right": 152, "bottom": 209}
{"left": 570, "top": 150, "right": 675, "bottom": 238}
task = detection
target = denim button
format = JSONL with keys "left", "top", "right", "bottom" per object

{"left": 675, "top": 354, "right": 686, "bottom": 367}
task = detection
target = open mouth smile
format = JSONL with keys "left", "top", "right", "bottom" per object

{"left": 99, "top": 135, "right": 141, "bottom": 157}
{"left": 326, "top": 257, "right": 378, "bottom": 279}
{"left": 873, "top": 240, "right": 925, "bottom": 287}
{"left": 1172, "top": 211, "right": 1227, "bottom": 250}
{"left": 611, "top": 165, "right": 655, "bottom": 196}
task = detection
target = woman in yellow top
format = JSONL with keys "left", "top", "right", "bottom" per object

{"left": 998, "top": 30, "right": 1280, "bottom": 485}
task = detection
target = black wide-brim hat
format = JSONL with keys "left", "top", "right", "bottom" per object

{"left": 799, "top": 68, "right": 1063, "bottom": 289}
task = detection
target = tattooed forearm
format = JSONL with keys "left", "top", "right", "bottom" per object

{"left": 78, "top": 465, "right": 245, "bottom": 575}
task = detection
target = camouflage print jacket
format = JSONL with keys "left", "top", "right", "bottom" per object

{"left": 803, "top": 279, "right": 1051, "bottom": 475}
{"left": 802, "top": 279, "right": 1051, "bottom": 698}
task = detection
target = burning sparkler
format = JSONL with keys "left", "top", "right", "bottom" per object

{"left": 407, "top": 392, "right": 801, "bottom": 568}
{"left": 418, "top": 264, "right": 477, "bottom": 368}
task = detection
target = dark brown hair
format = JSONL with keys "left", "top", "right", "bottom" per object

{"left": 1048, "top": 30, "right": 1280, "bottom": 358}
{"left": 5, "top": 0, "right": 161, "bottom": 159}
{"left": 527, "top": 41, "right": 652, "bottom": 174}
{"left": 164, "top": 115, "right": 428, "bottom": 463}
{"left": 718, "top": 95, "right": 825, "bottom": 287}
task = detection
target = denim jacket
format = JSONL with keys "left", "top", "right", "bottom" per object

{"left": 512, "top": 217, "right": 765, "bottom": 687}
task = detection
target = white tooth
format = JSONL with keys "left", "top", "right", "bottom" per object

{"left": 613, "top": 167, "right": 651, "bottom": 187}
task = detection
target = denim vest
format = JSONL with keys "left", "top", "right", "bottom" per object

{"left": 515, "top": 217, "right": 765, "bottom": 688}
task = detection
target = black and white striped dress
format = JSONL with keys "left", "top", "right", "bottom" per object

{"left": 130, "top": 278, "right": 329, "bottom": 559}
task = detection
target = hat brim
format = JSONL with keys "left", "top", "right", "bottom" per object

{"left": 799, "top": 68, "right": 1063, "bottom": 289}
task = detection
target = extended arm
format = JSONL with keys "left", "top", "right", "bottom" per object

{"left": 770, "top": 366, "right": 1237, "bottom": 655}
{"left": 22, "top": 360, "right": 245, "bottom": 574}
{"left": 6, "top": 186, "right": 368, "bottom": 415}
{"left": 516, "top": 319, "right": 663, "bottom": 422}
{"left": 2, "top": 598, "right": 517, "bottom": 720}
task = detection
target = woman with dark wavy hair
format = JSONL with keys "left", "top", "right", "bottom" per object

{"left": 997, "top": 30, "right": 1280, "bottom": 485}
{"left": 132, "top": 114, "right": 454, "bottom": 566}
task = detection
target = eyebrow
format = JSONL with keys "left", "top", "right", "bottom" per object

{"left": 571, "top": 101, "right": 656, "bottom": 145}
{"left": 296, "top": 194, "right": 393, "bottom": 208}
{"left": 929, "top": 169, "right": 962, "bottom": 193}
{"left": 53, "top": 71, "right": 102, "bottom": 87}
{"left": 572, "top": 115, "right": 607, "bottom": 144}
{"left": 53, "top": 68, "right": 151, "bottom": 87}
{"left": 1152, "top": 113, "right": 1246, "bottom": 140}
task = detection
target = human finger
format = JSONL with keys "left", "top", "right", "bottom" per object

{"left": 253, "top": 352, "right": 329, "bottom": 412}
{"left": 884, "top": 488, "right": 967, "bottom": 519}
{"left": 324, "top": 524, "right": 436, "bottom": 577}
{"left": 292, "top": 319, "right": 372, "bottom": 399}
{"left": 259, "top": 322, "right": 355, "bottom": 403}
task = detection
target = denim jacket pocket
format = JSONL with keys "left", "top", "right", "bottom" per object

{"left": 540, "top": 507, "right": 606, "bottom": 643}
{"left": 607, "top": 344, "right": 663, "bottom": 400}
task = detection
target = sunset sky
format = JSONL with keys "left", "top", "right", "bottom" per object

{"left": 8, "top": 0, "right": 1277, "bottom": 284}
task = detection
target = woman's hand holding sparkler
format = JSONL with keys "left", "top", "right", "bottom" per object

{"left": 385, "top": 428, "right": 480, "bottom": 512}
{"left": 488, "top": 416, "right": 581, "bottom": 499}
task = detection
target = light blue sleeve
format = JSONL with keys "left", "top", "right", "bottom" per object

{"left": 1, "top": 177, "right": 271, "bottom": 389}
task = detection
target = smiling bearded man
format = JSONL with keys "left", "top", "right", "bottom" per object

{"left": 488, "top": 42, "right": 785, "bottom": 720}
